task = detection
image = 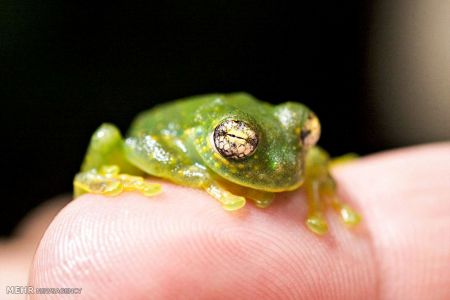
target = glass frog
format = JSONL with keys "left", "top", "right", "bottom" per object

{"left": 74, "top": 92, "right": 361, "bottom": 235}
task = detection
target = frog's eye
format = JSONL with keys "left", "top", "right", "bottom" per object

{"left": 213, "top": 119, "right": 259, "bottom": 160}
{"left": 300, "top": 112, "right": 321, "bottom": 148}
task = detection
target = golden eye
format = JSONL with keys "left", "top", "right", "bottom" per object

{"left": 213, "top": 120, "right": 259, "bottom": 160}
{"left": 300, "top": 112, "right": 321, "bottom": 148}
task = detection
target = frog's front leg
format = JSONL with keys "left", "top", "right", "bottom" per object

{"left": 73, "top": 124, "right": 161, "bottom": 197}
{"left": 124, "top": 135, "right": 246, "bottom": 211}
{"left": 209, "top": 177, "right": 274, "bottom": 209}
{"left": 304, "top": 147, "right": 361, "bottom": 235}
{"left": 204, "top": 181, "right": 247, "bottom": 211}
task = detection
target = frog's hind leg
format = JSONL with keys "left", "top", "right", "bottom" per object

{"left": 74, "top": 124, "right": 161, "bottom": 197}
{"left": 304, "top": 147, "right": 361, "bottom": 235}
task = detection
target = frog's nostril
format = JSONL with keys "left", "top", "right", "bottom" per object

{"left": 300, "top": 112, "right": 321, "bottom": 148}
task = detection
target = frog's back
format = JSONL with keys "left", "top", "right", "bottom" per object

{"left": 127, "top": 92, "right": 266, "bottom": 137}
{"left": 127, "top": 94, "right": 214, "bottom": 137}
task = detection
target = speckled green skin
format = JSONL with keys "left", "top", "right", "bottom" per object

{"left": 76, "top": 92, "right": 361, "bottom": 234}
{"left": 124, "top": 92, "right": 312, "bottom": 192}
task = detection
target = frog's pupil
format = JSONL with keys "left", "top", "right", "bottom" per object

{"left": 213, "top": 120, "right": 258, "bottom": 160}
{"left": 227, "top": 133, "right": 243, "bottom": 140}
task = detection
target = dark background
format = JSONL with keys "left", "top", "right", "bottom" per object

{"left": 1, "top": 1, "right": 386, "bottom": 235}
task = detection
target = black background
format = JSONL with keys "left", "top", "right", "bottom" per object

{"left": 1, "top": 1, "right": 381, "bottom": 235}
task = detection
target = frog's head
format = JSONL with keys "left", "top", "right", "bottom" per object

{"left": 193, "top": 95, "right": 320, "bottom": 192}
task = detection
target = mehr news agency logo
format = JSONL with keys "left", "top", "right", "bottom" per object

{"left": 6, "top": 286, "right": 82, "bottom": 295}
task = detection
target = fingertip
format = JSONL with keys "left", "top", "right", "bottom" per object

{"left": 334, "top": 143, "right": 450, "bottom": 299}
{"left": 28, "top": 143, "right": 450, "bottom": 299}
{"left": 29, "top": 181, "right": 376, "bottom": 299}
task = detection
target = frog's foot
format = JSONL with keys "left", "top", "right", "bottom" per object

{"left": 205, "top": 178, "right": 274, "bottom": 209}
{"left": 251, "top": 197, "right": 274, "bottom": 209}
{"left": 248, "top": 191, "right": 275, "bottom": 208}
{"left": 205, "top": 182, "right": 246, "bottom": 211}
{"left": 331, "top": 197, "right": 362, "bottom": 227}
{"left": 304, "top": 147, "right": 362, "bottom": 235}
{"left": 329, "top": 153, "right": 359, "bottom": 168}
{"left": 306, "top": 212, "right": 329, "bottom": 235}
{"left": 304, "top": 181, "right": 329, "bottom": 235}
{"left": 304, "top": 185, "right": 361, "bottom": 234}
{"left": 74, "top": 165, "right": 161, "bottom": 198}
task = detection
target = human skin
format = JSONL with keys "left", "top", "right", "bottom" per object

{"left": 2, "top": 143, "right": 450, "bottom": 299}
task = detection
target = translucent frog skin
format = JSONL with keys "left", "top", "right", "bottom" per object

{"left": 74, "top": 92, "right": 361, "bottom": 234}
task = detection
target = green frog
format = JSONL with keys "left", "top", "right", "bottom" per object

{"left": 74, "top": 92, "right": 361, "bottom": 234}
